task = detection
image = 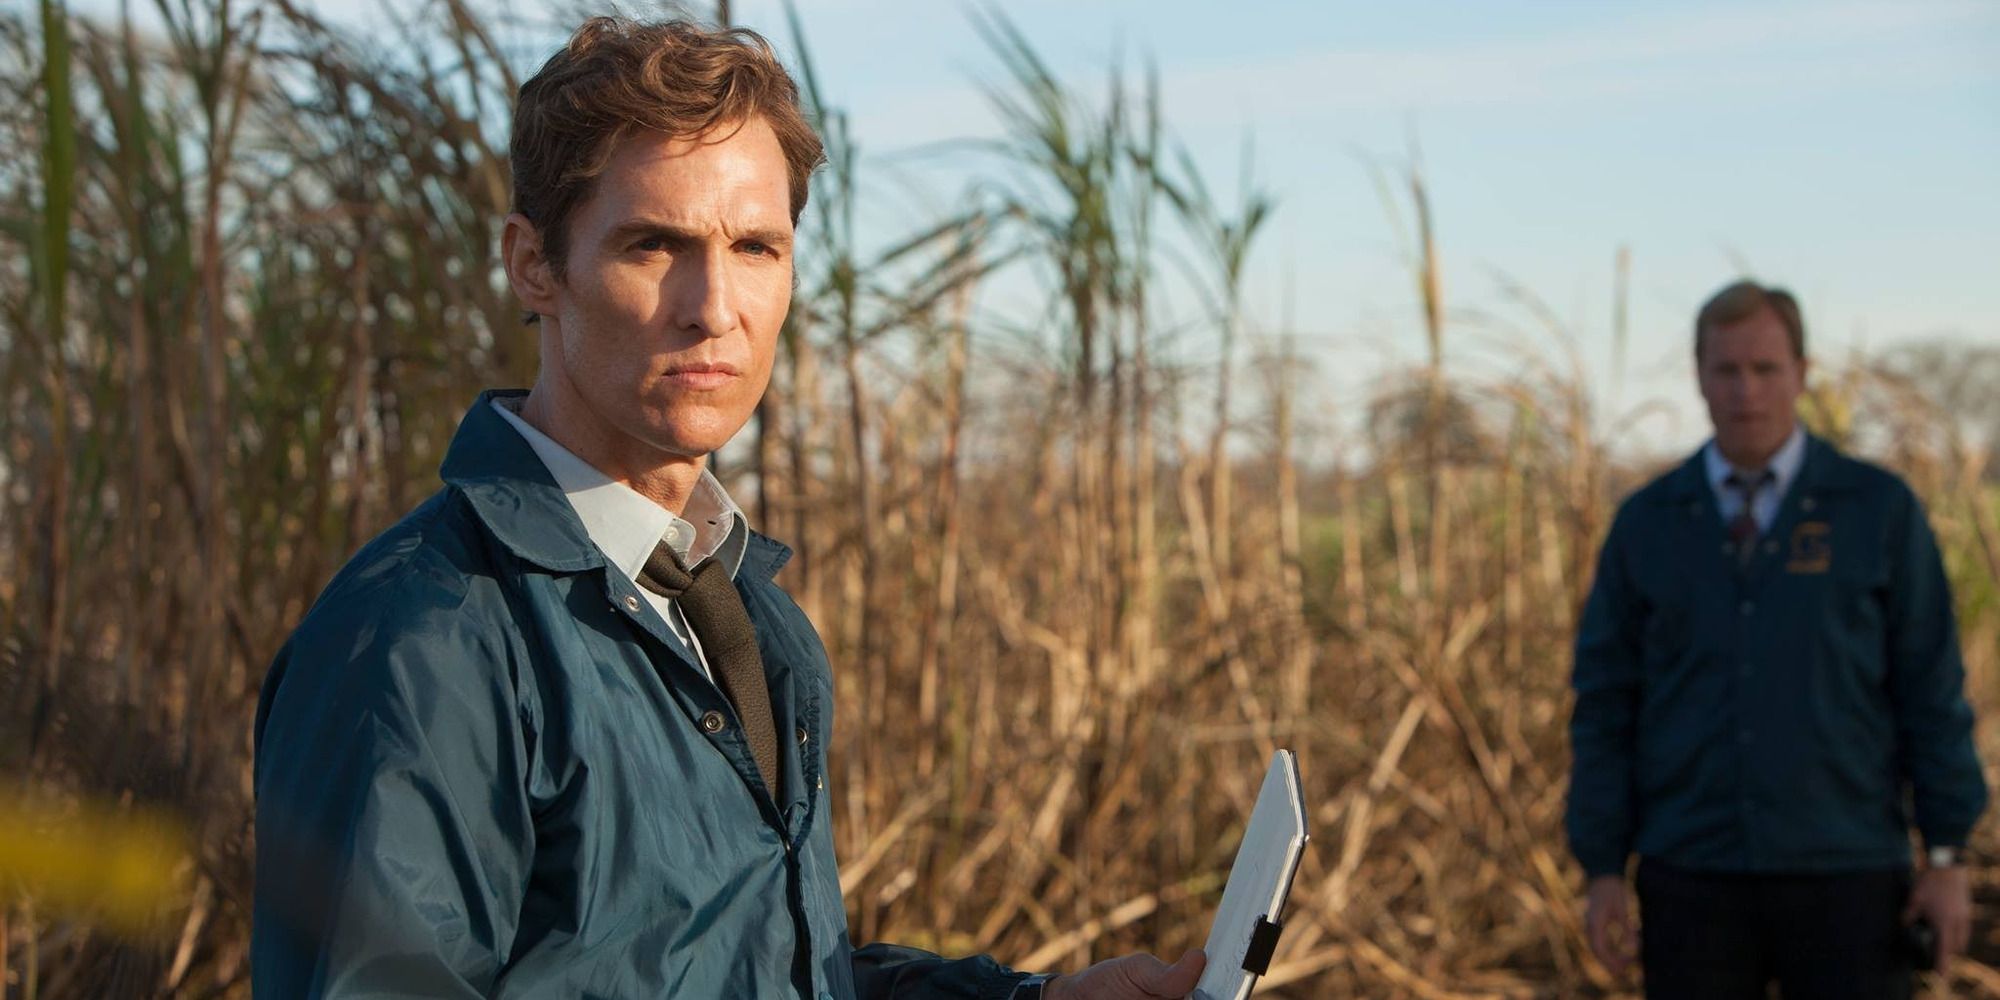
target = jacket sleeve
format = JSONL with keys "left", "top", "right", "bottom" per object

{"left": 851, "top": 944, "right": 1030, "bottom": 1000}
{"left": 1881, "top": 483, "right": 1988, "bottom": 848}
{"left": 1565, "top": 504, "right": 1646, "bottom": 879}
{"left": 252, "top": 575, "right": 534, "bottom": 999}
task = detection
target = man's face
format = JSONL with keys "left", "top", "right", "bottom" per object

{"left": 1697, "top": 305, "right": 1806, "bottom": 467}
{"left": 524, "top": 117, "right": 793, "bottom": 465}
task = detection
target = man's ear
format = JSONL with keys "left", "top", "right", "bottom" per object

{"left": 503, "top": 212, "right": 560, "bottom": 319}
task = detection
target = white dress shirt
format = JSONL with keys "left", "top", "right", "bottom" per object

{"left": 492, "top": 397, "right": 748, "bottom": 684}
{"left": 1703, "top": 423, "right": 1807, "bottom": 536}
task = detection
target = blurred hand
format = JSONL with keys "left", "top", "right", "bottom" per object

{"left": 1585, "top": 874, "right": 1639, "bottom": 977}
{"left": 1904, "top": 864, "right": 1972, "bottom": 974}
{"left": 1043, "top": 949, "right": 1205, "bottom": 999}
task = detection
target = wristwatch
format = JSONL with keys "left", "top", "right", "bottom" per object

{"left": 1009, "top": 974, "right": 1053, "bottom": 999}
{"left": 1926, "top": 845, "right": 1964, "bottom": 868}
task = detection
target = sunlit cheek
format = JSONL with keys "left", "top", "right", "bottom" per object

{"left": 622, "top": 272, "right": 670, "bottom": 324}
{"left": 738, "top": 266, "right": 789, "bottom": 312}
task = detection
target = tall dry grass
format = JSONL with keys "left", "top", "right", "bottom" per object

{"left": 2, "top": 2, "right": 1997, "bottom": 998}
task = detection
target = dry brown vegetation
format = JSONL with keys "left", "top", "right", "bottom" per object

{"left": 3, "top": 1, "right": 1998, "bottom": 997}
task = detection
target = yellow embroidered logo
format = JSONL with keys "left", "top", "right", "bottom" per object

{"left": 1787, "top": 521, "right": 1832, "bottom": 574}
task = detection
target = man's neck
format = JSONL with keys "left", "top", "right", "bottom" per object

{"left": 519, "top": 381, "right": 704, "bottom": 517}
{"left": 1717, "top": 441, "right": 1781, "bottom": 473}
{"left": 1710, "top": 422, "right": 1807, "bottom": 478}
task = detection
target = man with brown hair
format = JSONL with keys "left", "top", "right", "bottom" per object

{"left": 1565, "top": 280, "right": 1986, "bottom": 998}
{"left": 252, "top": 18, "right": 1201, "bottom": 999}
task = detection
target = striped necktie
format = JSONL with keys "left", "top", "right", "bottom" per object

{"left": 1724, "top": 470, "right": 1775, "bottom": 566}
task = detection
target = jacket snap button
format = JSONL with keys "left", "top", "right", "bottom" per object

{"left": 796, "top": 727, "right": 809, "bottom": 745}
{"left": 701, "top": 710, "right": 726, "bottom": 734}
{"left": 623, "top": 595, "right": 641, "bottom": 612}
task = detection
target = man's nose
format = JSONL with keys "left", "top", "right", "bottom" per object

{"left": 665, "top": 249, "right": 736, "bottom": 339}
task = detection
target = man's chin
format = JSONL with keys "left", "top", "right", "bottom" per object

{"left": 636, "top": 437, "right": 725, "bottom": 463}
{"left": 626, "top": 407, "right": 750, "bottom": 459}
{"left": 633, "top": 425, "right": 740, "bottom": 463}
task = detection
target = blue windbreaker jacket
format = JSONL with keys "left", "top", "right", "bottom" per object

{"left": 253, "top": 391, "right": 1028, "bottom": 999}
{"left": 1566, "top": 435, "right": 1986, "bottom": 878}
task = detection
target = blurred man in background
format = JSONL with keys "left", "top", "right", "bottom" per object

{"left": 251, "top": 17, "right": 1200, "bottom": 999}
{"left": 1565, "top": 280, "right": 1986, "bottom": 998}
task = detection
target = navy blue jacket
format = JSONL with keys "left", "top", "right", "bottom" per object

{"left": 253, "top": 392, "right": 1029, "bottom": 998}
{"left": 1566, "top": 435, "right": 1986, "bottom": 877}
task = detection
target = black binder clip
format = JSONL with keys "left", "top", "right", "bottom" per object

{"left": 1241, "top": 914, "right": 1283, "bottom": 975}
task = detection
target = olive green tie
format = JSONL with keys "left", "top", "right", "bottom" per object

{"left": 637, "top": 542, "right": 781, "bottom": 797}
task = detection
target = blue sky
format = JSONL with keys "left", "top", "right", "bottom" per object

{"left": 735, "top": 0, "right": 2000, "bottom": 451}
{"left": 75, "top": 0, "right": 2000, "bottom": 454}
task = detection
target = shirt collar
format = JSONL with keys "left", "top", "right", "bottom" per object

{"left": 681, "top": 469, "right": 751, "bottom": 577}
{"left": 1703, "top": 422, "right": 1808, "bottom": 496}
{"left": 490, "top": 397, "right": 748, "bottom": 582}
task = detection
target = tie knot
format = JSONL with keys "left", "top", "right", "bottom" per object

{"left": 1725, "top": 470, "right": 1774, "bottom": 497}
{"left": 638, "top": 539, "right": 696, "bottom": 598}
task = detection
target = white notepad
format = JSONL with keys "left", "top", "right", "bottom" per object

{"left": 1193, "top": 750, "right": 1308, "bottom": 1000}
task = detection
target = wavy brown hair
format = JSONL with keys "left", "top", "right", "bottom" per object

{"left": 510, "top": 17, "right": 825, "bottom": 281}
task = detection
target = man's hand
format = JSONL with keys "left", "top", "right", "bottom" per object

{"left": 1585, "top": 874, "right": 1639, "bottom": 977}
{"left": 1904, "top": 864, "right": 1972, "bottom": 974}
{"left": 1043, "top": 949, "right": 1205, "bottom": 999}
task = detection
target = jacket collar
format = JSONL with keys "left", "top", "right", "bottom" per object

{"left": 740, "top": 532, "right": 794, "bottom": 581}
{"left": 1662, "top": 446, "right": 1711, "bottom": 503}
{"left": 1784, "top": 434, "right": 1854, "bottom": 502}
{"left": 1701, "top": 424, "right": 1807, "bottom": 500}
{"left": 440, "top": 389, "right": 793, "bottom": 582}
{"left": 1660, "top": 431, "right": 1858, "bottom": 505}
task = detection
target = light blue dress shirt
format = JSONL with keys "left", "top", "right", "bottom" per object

{"left": 1702, "top": 423, "right": 1807, "bottom": 536}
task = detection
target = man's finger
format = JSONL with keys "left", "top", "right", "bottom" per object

{"left": 1619, "top": 915, "right": 1641, "bottom": 962}
{"left": 1588, "top": 913, "right": 1614, "bottom": 968}
{"left": 1946, "top": 914, "right": 1971, "bottom": 958}
{"left": 1608, "top": 911, "right": 1640, "bottom": 973}
{"left": 1147, "top": 949, "right": 1205, "bottom": 996}
{"left": 1595, "top": 902, "right": 1634, "bottom": 969}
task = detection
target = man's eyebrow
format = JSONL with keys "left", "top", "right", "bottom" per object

{"left": 736, "top": 227, "right": 793, "bottom": 247}
{"left": 604, "top": 219, "right": 700, "bottom": 244}
{"left": 603, "top": 219, "right": 792, "bottom": 247}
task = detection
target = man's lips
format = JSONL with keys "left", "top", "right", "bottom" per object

{"left": 661, "top": 362, "right": 741, "bottom": 390}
